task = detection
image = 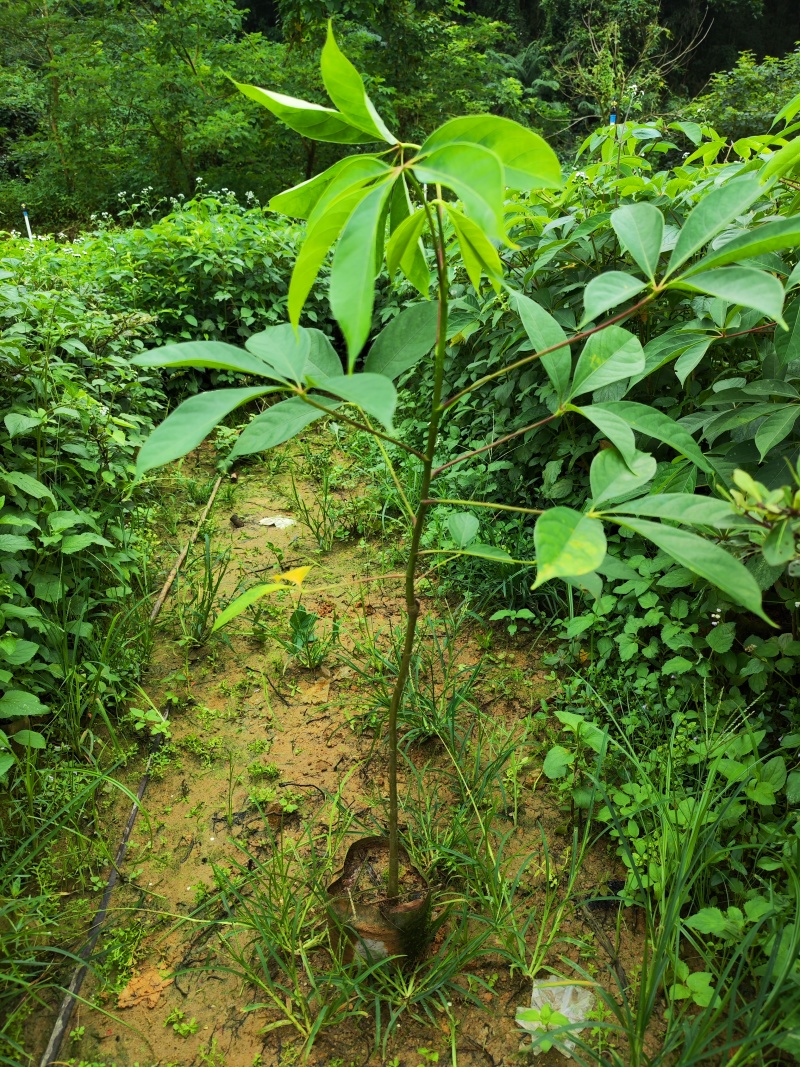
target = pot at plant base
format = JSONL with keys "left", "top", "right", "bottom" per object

{"left": 327, "top": 836, "right": 431, "bottom": 964}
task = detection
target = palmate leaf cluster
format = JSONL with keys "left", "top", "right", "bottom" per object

{"left": 132, "top": 27, "right": 800, "bottom": 631}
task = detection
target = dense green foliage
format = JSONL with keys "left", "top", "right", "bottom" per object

{"left": 2, "top": 0, "right": 800, "bottom": 226}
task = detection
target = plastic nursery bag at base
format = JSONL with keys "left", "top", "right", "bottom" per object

{"left": 515, "top": 979, "right": 596, "bottom": 1059}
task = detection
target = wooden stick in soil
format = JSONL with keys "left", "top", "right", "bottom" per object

{"left": 149, "top": 475, "right": 223, "bottom": 621}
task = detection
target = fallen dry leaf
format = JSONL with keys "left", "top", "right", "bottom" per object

{"left": 117, "top": 968, "right": 172, "bottom": 1010}
{"left": 301, "top": 678, "right": 330, "bottom": 704}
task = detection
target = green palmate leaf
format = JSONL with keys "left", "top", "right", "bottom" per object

{"left": 364, "top": 302, "right": 438, "bottom": 380}
{"left": 611, "top": 203, "right": 664, "bottom": 280}
{"left": 580, "top": 271, "right": 647, "bottom": 326}
{"left": 606, "top": 494, "right": 738, "bottom": 526}
{"left": 447, "top": 512, "right": 479, "bottom": 547}
{"left": 533, "top": 507, "right": 607, "bottom": 588}
{"left": 445, "top": 205, "right": 503, "bottom": 292}
{"left": 136, "top": 387, "right": 277, "bottom": 476}
{"left": 415, "top": 143, "right": 506, "bottom": 242}
{"left": 330, "top": 180, "right": 395, "bottom": 365}
{"left": 509, "top": 291, "right": 570, "bottom": 400}
{"left": 0, "top": 690, "right": 47, "bottom": 719}
{"left": 420, "top": 115, "right": 562, "bottom": 191}
{"left": 230, "top": 396, "right": 341, "bottom": 459}
{"left": 388, "top": 178, "right": 429, "bottom": 295}
{"left": 234, "top": 81, "right": 378, "bottom": 144}
{"left": 754, "top": 406, "right": 800, "bottom": 459}
{"left": 667, "top": 173, "right": 764, "bottom": 275}
{"left": 316, "top": 373, "right": 397, "bottom": 429}
{"left": 688, "top": 217, "right": 800, "bottom": 273}
{"left": 212, "top": 583, "right": 286, "bottom": 632}
{"left": 590, "top": 447, "right": 656, "bottom": 506}
{"left": 320, "top": 21, "right": 395, "bottom": 143}
{"left": 612, "top": 516, "right": 768, "bottom": 620}
{"left": 269, "top": 156, "right": 390, "bottom": 219}
{"left": 775, "top": 300, "right": 800, "bottom": 365}
{"left": 245, "top": 324, "right": 310, "bottom": 384}
{"left": 288, "top": 183, "right": 373, "bottom": 326}
{"left": 674, "top": 267, "right": 785, "bottom": 325}
{"left": 569, "top": 326, "right": 645, "bottom": 400}
{"left": 132, "top": 340, "right": 280, "bottom": 379}
{"left": 599, "top": 401, "right": 712, "bottom": 472}
{"left": 570, "top": 404, "right": 642, "bottom": 470}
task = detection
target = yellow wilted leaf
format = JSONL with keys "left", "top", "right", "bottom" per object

{"left": 275, "top": 565, "right": 313, "bottom": 586}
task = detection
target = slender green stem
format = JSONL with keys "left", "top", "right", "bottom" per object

{"left": 361, "top": 414, "right": 415, "bottom": 521}
{"left": 439, "top": 293, "right": 656, "bottom": 412}
{"left": 386, "top": 190, "right": 449, "bottom": 898}
{"left": 299, "top": 395, "right": 425, "bottom": 460}
{"left": 421, "top": 498, "right": 544, "bottom": 516}
{"left": 431, "top": 412, "right": 560, "bottom": 478}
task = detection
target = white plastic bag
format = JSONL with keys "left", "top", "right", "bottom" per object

{"left": 516, "top": 979, "right": 595, "bottom": 1059}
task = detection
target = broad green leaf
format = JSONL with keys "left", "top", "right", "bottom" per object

{"left": 675, "top": 339, "right": 714, "bottom": 385}
{"left": 445, "top": 205, "right": 503, "bottom": 291}
{"left": 4, "top": 413, "right": 41, "bottom": 437}
{"left": 600, "top": 401, "right": 712, "bottom": 472}
{"left": 447, "top": 512, "right": 479, "bottom": 547}
{"left": 754, "top": 406, "right": 800, "bottom": 459}
{"left": 674, "top": 267, "right": 785, "bottom": 325}
{"left": 590, "top": 447, "right": 656, "bottom": 506}
{"left": 669, "top": 121, "right": 703, "bottom": 145}
{"left": 612, "top": 516, "right": 767, "bottom": 620}
{"left": 307, "top": 329, "right": 343, "bottom": 379}
{"left": 132, "top": 340, "right": 279, "bottom": 379}
{"left": 533, "top": 507, "right": 607, "bottom": 588}
{"left": 611, "top": 203, "right": 664, "bottom": 281}
{"left": 0, "top": 690, "right": 47, "bottom": 719}
{"left": 569, "top": 327, "right": 645, "bottom": 400}
{"left": 688, "top": 217, "right": 800, "bottom": 273}
{"left": 509, "top": 291, "right": 570, "bottom": 401}
{"left": 245, "top": 325, "right": 310, "bottom": 384}
{"left": 212, "top": 583, "right": 286, "bottom": 632}
{"left": 0, "top": 534, "right": 34, "bottom": 552}
{"left": 61, "top": 532, "right": 113, "bottom": 554}
{"left": 136, "top": 387, "right": 276, "bottom": 476}
{"left": 581, "top": 272, "right": 647, "bottom": 326}
{"left": 415, "top": 143, "right": 506, "bottom": 242}
{"left": 320, "top": 22, "right": 395, "bottom": 143}
{"left": 288, "top": 183, "right": 372, "bottom": 326}
{"left": 364, "top": 303, "right": 438, "bottom": 380}
{"left": 667, "top": 174, "right": 764, "bottom": 275}
{"left": 387, "top": 209, "right": 427, "bottom": 280}
{"left": 543, "top": 744, "right": 575, "bottom": 779}
{"left": 420, "top": 115, "right": 562, "bottom": 191}
{"left": 269, "top": 156, "right": 390, "bottom": 219}
{"left": 773, "top": 91, "right": 800, "bottom": 128}
{"left": 563, "top": 571, "right": 604, "bottom": 602}
{"left": 316, "top": 373, "right": 397, "bottom": 429}
{"left": 707, "top": 622, "right": 736, "bottom": 653}
{"left": 775, "top": 300, "right": 800, "bottom": 365}
{"left": 761, "top": 138, "right": 800, "bottom": 180}
{"left": 388, "top": 178, "right": 429, "bottom": 295}
{"left": 330, "top": 179, "right": 395, "bottom": 366}
{"left": 606, "top": 494, "right": 738, "bottom": 526}
{"left": 570, "top": 404, "right": 641, "bottom": 470}
{"left": 234, "top": 81, "right": 378, "bottom": 144}
{"left": 456, "top": 544, "right": 513, "bottom": 563}
{"left": 230, "top": 396, "right": 341, "bottom": 458}
{"left": 762, "top": 520, "right": 795, "bottom": 566}
{"left": 2, "top": 471, "right": 55, "bottom": 503}
{"left": 11, "top": 729, "right": 45, "bottom": 749}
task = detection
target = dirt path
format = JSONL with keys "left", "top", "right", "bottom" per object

{"left": 33, "top": 441, "right": 642, "bottom": 1067}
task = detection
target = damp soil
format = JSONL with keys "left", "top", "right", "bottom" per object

{"left": 27, "top": 440, "right": 653, "bottom": 1067}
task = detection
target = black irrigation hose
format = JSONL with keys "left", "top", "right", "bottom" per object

{"left": 39, "top": 476, "right": 223, "bottom": 1067}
